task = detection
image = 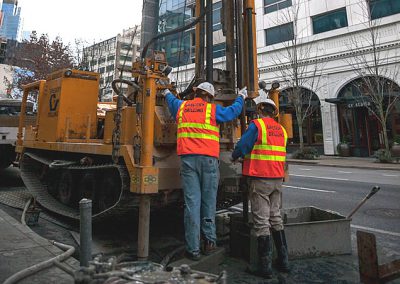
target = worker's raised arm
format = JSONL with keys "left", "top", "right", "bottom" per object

{"left": 216, "top": 96, "right": 244, "bottom": 123}
{"left": 165, "top": 92, "right": 183, "bottom": 118}
{"left": 232, "top": 122, "right": 258, "bottom": 160}
{"left": 216, "top": 87, "right": 247, "bottom": 123}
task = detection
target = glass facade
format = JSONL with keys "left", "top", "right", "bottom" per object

{"left": 265, "top": 22, "right": 294, "bottom": 46}
{"left": 312, "top": 8, "right": 348, "bottom": 35}
{"left": 158, "top": 0, "right": 224, "bottom": 67}
{"left": 264, "top": 0, "right": 292, "bottom": 14}
{"left": 0, "top": 1, "right": 22, "bottom": 40}
{"left": 369, "top": 0, "right": 400, "bottom": 20}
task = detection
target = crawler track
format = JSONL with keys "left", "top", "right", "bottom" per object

{"left": 20, "top": 151, "right": 141, "bottom": 221}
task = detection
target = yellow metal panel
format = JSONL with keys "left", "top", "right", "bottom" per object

{"left": 21, "top": 141, "right": 112, "bottom": 155}
{"left": 154, "top": 106, "right": 177, "bottom": 146}
{"left": 279, "top": 113, "right": 293, "bottom": 139}
{"left": 130, "top": 166, "right": 159, "bottom": 194}
{"left": 36, "top": 69, "right": 99, "bottom": 142}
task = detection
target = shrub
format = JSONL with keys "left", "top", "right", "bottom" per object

{"left": 373, "top": 149, "right": 392, "bottom": 163}
{"left": 292, "top": 147, "right": 320, "bottom": 160}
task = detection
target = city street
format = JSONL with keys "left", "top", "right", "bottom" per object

{"left": 284, "top": 164, "right": 400, "bottom": 261}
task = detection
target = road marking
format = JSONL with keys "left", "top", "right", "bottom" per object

{"left": 299, "top": 168, "right": 311, "bottom": 171}
{"left": 283, "top": 185, "right": 336, "bottom": 193}
{"left": 351, "top": 225, "right": 400, "bottom": 237}
{"left": 338, "top": 171, "right": 352, "bottom": 174}
{"left": 382, "top": 174, "right": 399, "bottom": 177}
{"left": 289, "top": 174, "right": 349, "bottom": 181}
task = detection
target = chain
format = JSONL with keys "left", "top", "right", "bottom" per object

{"left": 112, "top": 86, "right": 124, "bottom": 164}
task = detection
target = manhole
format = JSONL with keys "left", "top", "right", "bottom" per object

{"left": 364, "top": 208, "right": 400, "bottom": 219}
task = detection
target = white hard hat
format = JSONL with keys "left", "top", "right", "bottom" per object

{"left": 194, "top": 82, "right": 215, "bottom": 97}
{"left": 253, "top": 90, "right": 278, "bottom": 114}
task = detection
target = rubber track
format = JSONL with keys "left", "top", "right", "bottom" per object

{"left": 20, "top": 152, "right": 141, "bottom": 221}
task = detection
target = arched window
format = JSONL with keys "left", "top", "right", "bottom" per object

{"left": 336, "top": 77, "right": 400, "bottom": 156}
{"left": 280, "top": 87, "right": 323, "bottom": 145}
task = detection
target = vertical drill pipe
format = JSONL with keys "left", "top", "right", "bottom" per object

{"left": 140, "top": 77, "right": 157, "bottom": 166}
{"left": 79, "top": 199, "right": 92, "bottom": 267}
{"left": 246, "top": 8, "right": 255, "bottom": 92}
{"left": 137, "top": 76, "right": 157, "bottom": 260}
{"left": 224, "top": 0, "right": 236, "bottom": 90}
{"left": 137, "top": 195, "right": 151, "bottom": 260}
{"left": 206, "top": 0, "right": 213, "bottom": 83}
{"left": 195, "top": 0, "right": 205, "bottom": 79}
{"left": 243, "top": 0, "right": 259, "bottom": 97}
{"left": 235, "top": 0, "right": 243, "bottom": 89}
{"left": 236, "top": 1, "right": 249, "bottom": 223}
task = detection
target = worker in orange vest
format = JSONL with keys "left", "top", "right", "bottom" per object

{"left": 231, "top": 96, "right": 289, "bottom": 278}
{"left": 162, "top": 82, "right": 247, "bottom": 260}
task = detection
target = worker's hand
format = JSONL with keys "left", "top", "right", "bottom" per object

{"left": 238, "top": 87, "right": 248, "bottom": 100}
{"left": 161, "top": 89, "right": 170, "bottom": 97}
{"left": 230, "top": 157, "right": 243, "bottom": 164}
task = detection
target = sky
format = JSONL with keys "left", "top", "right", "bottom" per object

{"left": 18, "top": 0, "right": 143, "bottom": 45}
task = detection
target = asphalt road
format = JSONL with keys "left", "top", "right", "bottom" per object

{"left": 284, "top": 164, "right": 400, "bottom": 261}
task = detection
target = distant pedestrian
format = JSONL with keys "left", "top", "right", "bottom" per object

{"left": 162, "top": 82, "right": 247, "bottom": 260}
{"left": 232, "top": 95, "right": 289, "bottom": 278}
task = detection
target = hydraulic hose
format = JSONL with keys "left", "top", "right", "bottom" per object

{"left": 21, "top": 197, "right": 32, "bottom": 226}
{"left": 141, "top": 8, "right": 208, "bottom": 59}
{"left": 3, "top": 240, "right": 75, "bottom": 284}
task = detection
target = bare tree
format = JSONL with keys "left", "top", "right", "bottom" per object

{"left": 269, "top": 3, "right": 324, "bottom": 153}
{"left": 344, "top": 2, "right": 400, "bottom": 159}
{"left": 5, "top": 31, "right": 73, "bottom": 96}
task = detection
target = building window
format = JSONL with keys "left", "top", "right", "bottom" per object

{"left": 99, "top": 67, "right": 105, "bottom": 73}
{"left": 213, "top": 42, "right": 226, "bottom": 58}
{"left": 369, "top": 0, "right": 400, "bottom": 20}
{"left": 213, "top": 1, "right": 222, "bottom": 31}
{"left": 108, "top": 55, "right": 115, "bottom": 61}
{"left": 312, "top": 8, "right": 348, "bottom": 35}
{"left": 265, "top": 22, "right": 294, "bottom": 46}
{"left": 98, "top": 57, "right": 106, "bottom": 64}
{"left": 106, "top": 64, "right": 114, "bottom": 72}
{"left": 264, "top": 0, "right": 292, "bottom": 14}
{"left": 121, "top": 43, "right": 131, "bottom": 50}
{"left": 120, "top": 55, "right": 132, "bottom": 62}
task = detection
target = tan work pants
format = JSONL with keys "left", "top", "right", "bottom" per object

{"left": 248, "top": 178, "right": 284, "bottom": 237}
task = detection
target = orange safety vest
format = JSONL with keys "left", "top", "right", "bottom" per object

{"left": 176, "top": 98, "right": 220, "bottom": 158}
{"left": 242, "top": 117, "right": 287, "bottom": 178}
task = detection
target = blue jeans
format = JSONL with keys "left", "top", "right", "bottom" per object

{"left": 180, "top": 155, "right": 219, "bottom": 254}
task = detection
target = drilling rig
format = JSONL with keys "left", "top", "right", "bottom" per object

{"left": 16, "top": 0, "right": 292, "bottom": 260}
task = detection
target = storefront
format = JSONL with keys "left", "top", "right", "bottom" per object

{"left": 279, "top": 88, "right": 324, "bottom": 152}
{"left": 327, "top": 77, "right": 400, "bottom": 157}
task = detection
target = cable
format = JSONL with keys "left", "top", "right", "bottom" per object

{"left": 21, "top": 197, "right": 32, "bottom": 226}
{"left": 3, "top": 240, "right": 75, "bottom": 284}
{"left": 141, "top": 7, "right": 209, "bottom": 59}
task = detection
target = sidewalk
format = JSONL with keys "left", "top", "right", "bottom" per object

{"left": 0, "top": 208, "right": 78, "bottom": 284}
{"left": 287, "top": 155, "right": 400, "bottom": 171}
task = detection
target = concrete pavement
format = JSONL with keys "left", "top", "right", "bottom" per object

{"left": 288, "top": 155, "right": 400, "bottom": 171}
{"left": 0, "top": 208, "right": 78, "bottom": 284}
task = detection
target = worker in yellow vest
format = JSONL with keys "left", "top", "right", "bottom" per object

{"left": 231, "top": 96, "right": 289, "bottom": 278}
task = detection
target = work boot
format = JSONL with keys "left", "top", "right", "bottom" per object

{"left": 185, "top": 251, "right": 201, "bottom": 261}
{"left": 202, "top": 239, "right": 217, "bottom": 255}
{"left": 257, "top": 235, "right": 273, "bottom": 279}
{"left": 272, "top": 230, "right": 290, "bottom": 273}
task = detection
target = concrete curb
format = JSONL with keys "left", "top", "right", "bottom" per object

{"left": 287, "top": 159, "right": 400, "bottom": 172}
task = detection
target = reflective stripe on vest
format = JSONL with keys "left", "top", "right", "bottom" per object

{"left": 242, "top": 118, "right": 287, "bottom": 178}
{"left": 176, "top": 98, "right": 220, "bottom": 157}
